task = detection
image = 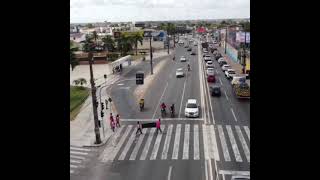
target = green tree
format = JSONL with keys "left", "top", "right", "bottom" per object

{"left": 78, "top": 78, "right": 87, "bottom": 86}
{"left": 240, "top": 21, "right": 250, "bottom": 32}
{"left": 83, "top": 35, "right": 95, "bottom": 52}
{"left": 70, "top": 41, "right": 79, "bottom": 71}
{"left": 131, "top": 32, "right": 144, "bottom": 55}
{"left": 73, "top": 79, "right": 80, "bottom": 85}
{"left": 86, "top": 23, "right": 93, "bottom": 28}
{"left": 116, "top": 35, "right": 133, "bottom": 56}
{"left": 92, "top": 31, "right": 98, "bottom": 44}
{"left": 102, "top": 35, "right": 115, "bottom": 52}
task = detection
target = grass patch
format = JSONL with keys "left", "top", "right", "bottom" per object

{"left": 70, "top": 86, "right": 89, "bottom": 121}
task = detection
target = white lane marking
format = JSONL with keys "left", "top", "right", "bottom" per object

{"left": 244, "top": 126, "right": 250, "bottom": 141}
{"left": 140, "top": 128, "right": 156, "bottom": 160}
{"left": 118, "top": 128, "right": 136, "bottom": 160}
{"left": 70, "top": 159, "right": 81, "bottom": 164}
{"left": 70, "top": 170, "right": 74, "bottom": 174}
{"left": 161, "top": 124, "right": 173, "bottom": 159}
{"left": 235, "top": 126, "right": 250, "bottom": 162}
{"left": 209, "top": 125, "right": 220, "bottom": 161}
{"left": 226, "top": 125, "right": 242, "bottom": 162}
{"left": 179, "top": 79, "right": 187, "bottom": 118}
{"left": 219, "top": 170, "right": 250, "bottom": 176}
{"left": 219, "top": 78, "right": 223, "bottom": 85}
{"left": 150, "top": 125, "right": 165, "bottom": 160}
{"left": 129, "top": 129, "right": 147, "bottom": 160}
{"left": 224, "top": 91, "right": 229, "bottom": 101}
{"left": 70, "top": 151, "right": 88, "bottom": 156}
{"left": 172, "top": 124, "right": 182, "bottom": 159}
{"left": 70, "top": 147, "right": 91, "bottom": 152}
{"left": 117, "top": 83, "right": 124, "bottom": 86}
{"left": 182, "top": 124, "right": 190, "bottom": 159}
{"left": 205, "top": 160, "right": 208, "bottom": 180}
{"left": 167, "top": 166, "right": 173, "bottom": 180}
{"left": 120, "top": 118, "right": 204, "bottom": 121}
{"left": 152, "top": 82, "right": 169, "bottom": 119}
{"left": 206, "top": 74, "right": 216, "bottom": 124}
{"left": 108, "top": 125, "right": 133, "bottom": 161}
{"left": 70, "top": 155, "right": 85, "bottom": 160}
{"left": 230, "top": 108, "right": 238, "bottom": 122}
{"left": 208, "top": 159, "right": 214, "bottom": 180}
{"left": 194, "top": 124, "right": 200, "bottom": 160}
{"left": 202, "top": 124, "right": 209, "bottom": 160}
{"left": 217, "top": 125, "right": 231, "bottom": 161}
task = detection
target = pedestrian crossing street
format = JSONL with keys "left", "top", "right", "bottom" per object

{"left": 99, "top": 123, "right": 250, "bottom": 163}
{"left": 70, "top": 146, "right": 95, "bottom": 174}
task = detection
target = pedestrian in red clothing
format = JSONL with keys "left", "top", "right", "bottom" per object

{"left": 116, "top": 114, "right": 121, "bottom": 127}
{"left": 109, "top": 113, "right": 114, "bottom": 128}
{"left": 156, "top": 118, "right": 162, "bottom": 133}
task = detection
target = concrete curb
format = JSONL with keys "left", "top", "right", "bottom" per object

{"left": 82, "top": 133, "right": 114, "bottom": 148}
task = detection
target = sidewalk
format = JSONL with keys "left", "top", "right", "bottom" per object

{"left": 70, "top": 49, "right": 173, "bottom": 147}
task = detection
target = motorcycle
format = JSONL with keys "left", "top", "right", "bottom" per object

{"left": 139, "top": 99, "right": 144, "bottom": 111}
{"left": 161, "top": 108, "right": 166, "bottom": 117}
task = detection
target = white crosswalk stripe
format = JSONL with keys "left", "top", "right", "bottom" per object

{"left": 194, "top": 125, "right": 200, "bottom": 160}
{"left": 118, "top": 127, "right": 136, "bottom": 160}
{"left": 226, "top": 125, "right": 242, "bottom": 162}
{"left": 140, "top": 128, "right": 156, "bottom": 160}
{"left": 129, "top": 128, "right": 147, "bottom": 160}
{"left": 182, "top": 124, "right": 190, "bottom": 159}
{"left": 218, "top": 125, "right": 231, "bottom": 161}
{"left": 202, "top": 124, "right": 210, "bottom": 160}
{"left": 150, "top": 125, "right": 165, "bottom": 160}
{"left": 235, "top": 126, "right": 250, "bottom": 162}
{"left": 107, "top": 125, "right": 133, "bottom": 161}
{"left": 161, "top": 124, "right": 174, "bottom": 160}
{"left": 172, "top": 124, "right": 182, "bottom": 159}
{"left": 244, "top": 126, "right": 250, "bottom": 141}
{"left": 70, "top": 146, "right": 92, "bottom": 175}
{"left": 209, "top": 125, "right": 220, "bottom": 161}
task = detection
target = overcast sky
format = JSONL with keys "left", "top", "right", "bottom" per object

{"left": 70, "top": 0, "right": 250, "bottom": 23}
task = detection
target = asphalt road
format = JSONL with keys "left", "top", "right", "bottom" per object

{"left": 70, "top": 34, "right": 250, "bottom": 180}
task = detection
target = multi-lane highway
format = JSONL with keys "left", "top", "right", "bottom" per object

{"left": 70, "top": 34, "right": 250, "bottom": 180}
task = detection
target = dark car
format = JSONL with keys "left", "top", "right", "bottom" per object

{"left": 207, "top": 75, "right": 216, "bottom": 83}
{"left": 219, "top": 61, "right": 228, "bottom": 66}
{"left": 215, "top": 54, "right": 222, "bottom": 60}
{"left": 187, "top": 48, "right": 192, "bottom": 51}
{"left": 210, "top": 85, "right": 221, "bottom": 96}
{"left": 190, "top": 51, "right": 196, "bottom": 55}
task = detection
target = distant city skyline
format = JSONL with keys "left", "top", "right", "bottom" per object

{"left": 71, "top": 0, "right": 250, "bottom": 23}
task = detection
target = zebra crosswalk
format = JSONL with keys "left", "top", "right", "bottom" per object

{"left": 70, "top": 146, "right": 95, "bottom": 174}
{"left": 99, "top": 123, "right": 250, "bottom": 163}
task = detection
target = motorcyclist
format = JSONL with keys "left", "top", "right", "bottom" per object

{"left": 160, "top": 102, "right": 166, "bottom": 112}
{"left": 139, "top": 99, "right": 144, "bottom": 110}
{"left": 187, "top": 63, "right": 191, "bottom": 71}
{"left": 173, "top": 56, "right": 175, "bottom": 61}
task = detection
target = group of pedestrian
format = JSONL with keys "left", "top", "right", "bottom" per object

{"left": 136, "top": 118, "right": 162, "bottom": 135}
{"left": 109, "top": 113, "right": 120, "bottom": 132}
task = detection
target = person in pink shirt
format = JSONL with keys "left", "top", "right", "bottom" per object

{"left": 156, "top": 118, "right": 162, "bottom": 133}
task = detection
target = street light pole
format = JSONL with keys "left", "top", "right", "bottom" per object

{"left": 242, "top": 31, "right": 247, "bottom": 74}
{"left": 149, "top": 36, "right": 153, "bottom": 75}
{"left": 225, "top": 26, "right": 228, "bottom": 54}
{"left": 88, "top": 53, "right": 102, "bottom": 144}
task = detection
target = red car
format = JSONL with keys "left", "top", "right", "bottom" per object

{"left": 207, "top": 75, "right": 216, "bottom": 83}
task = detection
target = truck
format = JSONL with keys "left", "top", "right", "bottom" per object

{"left": 233, "top": 82, "right": 250, "bottom": 99}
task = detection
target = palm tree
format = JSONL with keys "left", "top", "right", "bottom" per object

{"left": 166, "top": 23, "right": 176, "bottom": 47}
{"left": 73, "top": 79, "right": 80, "bottom": 85}
{"left": 92, "top": 31, "right": 98, "bottom": 44}
{"left": 116, "top": 35, "right": 133, "bottom": 56}
{"left": 102, "top": 35, "right": 115, "bottom": 52}
{"left": 70, "top": 41, "right": 79, "bottom": 71}
{"left": 83, "top": 35, "right": 95, "bottom": 52}
{"left": 131, "top": 32, "right": 143, "bottom": 55}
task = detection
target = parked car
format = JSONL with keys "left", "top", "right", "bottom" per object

{"left": 221, "top": 64, "right": 231, "bottom": 72}
{"left": 209, "top": 85, "right": 221, "bottom": 96}
{"left": 206, "top": 61, "right": 214, "bottom": 68}
{"left": 231, "top": 76, "right": 246, "bottom": 86}
{"left": 180, "top": 56, "right": 187, "bottom": 62}
{"left": 184, "top": 99, "right": 199, "bottom": 118}
{"left": 206, "top": 68, "right": 215, "bottom": 76}
{"left": 187, "top": 47, "right": 192, "bottom": 51}
{"left": 176, "top": 68, "right": 184, "bottom": 78}
{"left": 204, "top": 56, "right": 211, "bottom": 62}
{"left": 225, "top": 69, "right": 236, "bottom": 79}
{"left": 219, "top": 61, "right": 228, "bottom": 66}
{"left": 207, "top": 75, "right": 216, "bottom": 83}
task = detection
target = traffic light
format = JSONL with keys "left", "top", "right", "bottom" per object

{"left": 101, "top": 102, "right": 104, "bottom": 110}
{"left": 136, "top": 71, "right": 144, "bottom": 85}
{"left": 100, "top": 110, "right": 104, "bottom": 118}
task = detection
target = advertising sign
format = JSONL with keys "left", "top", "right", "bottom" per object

{"left": 226, "top": 43, "right": 238, "bottom": 63}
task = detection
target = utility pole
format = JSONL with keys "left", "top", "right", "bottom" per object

{"left": 225, "top": 26, "right": 228, "bottom": 54}
{"left": 149, "top": 35, "right": 153, "bottom": 74}
{"left": 88, "top": 53, "right": 102, "bottom": 144}
{"left": 242, "top": 31, "right": 247, "bottom": 74}
{"left": 167, "top": 35, "right": 170, "bottom": 54}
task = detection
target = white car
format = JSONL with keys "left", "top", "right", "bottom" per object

{"left": 178, "top": 41, "right": 184, "bottom": 45}
{"left": 180, "top": 56, "right": 187, "bottom": 62}
{"left": 203, "top": 50, "right": 208, "bottom": 53}
{"left": 218, "top": 58, "right": 225, "bottom": 63}
{"left": 225, "top": 69, "right": 236, "bottom": 79}
{"left": 206, "top": 61, "right": 214, "bottom": 68}
{"left": 176, "top": 68, "right": 184, "bottom": 78}
{"left": 221, "top": 64, "right": 231, "bottom": 72}
{"left": 206, "top": 68, "right": 215, "bottom": 76}
{"left": 203, "top": 56, "right": 211, "bottom": 62}
{"left": 231, "top": 176, "right": 250, "bottom": 180}
{"left": 184, "top": 99, "right": 199, "bottom": 118}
